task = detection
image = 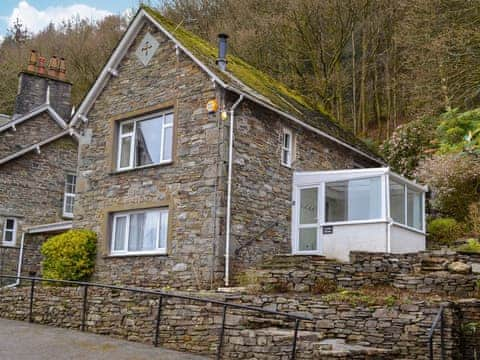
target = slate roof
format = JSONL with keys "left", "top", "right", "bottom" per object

{"left": 143, "top": 6, "right": 382, "bottom": 162}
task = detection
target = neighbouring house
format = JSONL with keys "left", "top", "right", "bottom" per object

{"left": 66, "top": 5, "right": 426, "bottom": 290}
{"left": 0, "top": 51, "right": 79, "bottom": 285}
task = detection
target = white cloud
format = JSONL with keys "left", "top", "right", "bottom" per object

{"left": 0, "top": 35, "right": 4, "bottom": 44}
{"left": 8, "top": 1, "right": 112, "bottom": 34}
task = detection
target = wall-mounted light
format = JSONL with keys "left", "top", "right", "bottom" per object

{"left": 206, "top": 99, "right": 218, "bottom": 113}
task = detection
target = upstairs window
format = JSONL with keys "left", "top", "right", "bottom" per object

{"left": 2, "top": 218, "right": 17, "bottom": 246}
{"left": 63, "top": 174, "right": 76, "bottom": 218}
{"left": 111, "top": 208, "right": 168, "bottom": 255}
{"left": 117, "top": 111, "right": 174, "bottom": 171}
{"left": 281, "top": 128, "right": 293, "bottom": 167}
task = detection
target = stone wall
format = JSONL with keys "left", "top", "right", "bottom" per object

{"left": 241, "top": 252, "right": 480, "bottom": 297}
{"left": 456, "top": 299, "right": 480, "bottom": 359}
{"left": 73, "top": 22, "right": 224, "bottom": 289}
{"left": 0, "top": 246, "right": 20, "bottom": 286}
{"left": 0, "top": 112, "right": 64, "bottom": 159}
{"left": 1, "top": 285, "right": 478, "bottom": 359}
{"left": 229, "top": 99, "right": 379, "bottom": 275}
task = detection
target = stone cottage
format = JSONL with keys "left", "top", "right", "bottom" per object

{"left": 0, "top": 51, "right": 79, "bottom": 285}
{"left": 67, "top": 5, "right": 423, "bottom": 290}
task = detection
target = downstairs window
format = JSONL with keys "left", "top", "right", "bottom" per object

{"left": 111, "top": 208, "right": 168, "bottom": 255}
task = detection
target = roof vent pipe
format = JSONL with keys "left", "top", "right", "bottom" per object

{"left": 216, "top": 33, "right": 229, "bottom": 71}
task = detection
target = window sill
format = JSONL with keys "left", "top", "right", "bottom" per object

{"left": 391, "top": 221, "right": 425, "bottom": 235}
{"left": 104, "top": 251, "right": 168, "bottom": 258}
{"left": 322, "top": 219, "right": 388, "bottom": 227}
{"left": 280, "top": 162, "right": 292, "bottom": 169}
{"left": 62, "top": 215, "right": 74, "bottom": 220}
{"left": 0, "top": 243, "right": 18, "bottom": 249}
{"left": 110, "top": 161, "right": 173, "bottom": 175}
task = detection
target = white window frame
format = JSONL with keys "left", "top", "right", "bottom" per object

{"left": 110, "top": 208, "right": 168, "bottom": 256}
{"left": 291, "top": 168, "right": 427, "bottom": 255}
{"left": 2, "top": 218, "right": 17, "bottom": 246}
{"left": 281, "top": 128, "right": 293, "bottom": 167}
{"left": 116, "top": 110, "right": 174, "bottom": 171}
{"left": 63, "top": 174, "right": 77, "bottom": 218}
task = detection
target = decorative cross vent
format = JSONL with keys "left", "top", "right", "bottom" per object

{"left": 135, "top": 32, "right": 159, "bottom": 66}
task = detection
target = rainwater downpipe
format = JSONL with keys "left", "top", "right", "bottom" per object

{"left": 225, "top": 94, "right": 244, "bottom": 287}
{"left": 4, "top": 232, "right": 25, "bottom": 288}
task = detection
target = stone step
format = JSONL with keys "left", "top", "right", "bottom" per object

{"left": 311, "top": 338, "right": 396, "bottom": 359}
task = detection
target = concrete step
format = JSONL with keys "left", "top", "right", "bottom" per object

{"left": 311, "top": 338, "right": 397, "bottom": 359}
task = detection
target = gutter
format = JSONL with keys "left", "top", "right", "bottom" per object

{"left": 224, "top": 94, "right": 244, "bottom": 287}
{"left": 4, "top": 232, "right": 25, "bottom": 288}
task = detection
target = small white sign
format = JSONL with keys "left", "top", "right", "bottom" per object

{"left": 135, "top": 32, "right": 159, "bottom": 66}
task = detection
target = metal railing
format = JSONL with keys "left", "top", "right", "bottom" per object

{"left": 0, "top": 275, "right": 312, "bottom": 360}
{"left": 428, "top": 305, "right": 446, "bottom": 360}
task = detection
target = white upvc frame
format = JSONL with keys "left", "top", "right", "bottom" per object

{"left": 281, "top": 128, "right": 293, "bottom": 167}
{"left": 2, "top": 218, "right": 17, "bottom": 246}
{"left": 63, "top": 173, "right": 77, "bottom": 218}
{"left": 116, "top": 110, "right": 174, "bottom": 171}
{"left": 292, "top": 168, "right": 427, "bottom": 255}
{"left": 110, "top": 208, "right": 168, "bottom": 256}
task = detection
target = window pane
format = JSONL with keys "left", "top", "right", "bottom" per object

{"left": 407, "top": 189, "right": 423, "bottom": 230}
{"left": 164, "top": 113, "right": 173, "bottom": 126}
{"left": 390, "top": 180, "right": 405, "bottom": 224}
{"left": 119, "top": 136, "right": 132, "bottom": 168}
{"left": 299, "top": 228, "right": 317, "bottom": 251}
{"left": 128, "top": 212, "right": 159, "bottom": 251}
{"left": 326, "top": 177, "right": 381, "bottom": 222}
{"left": 136, "top": 118, "right": 162, "bottom": 166}
{"left": 65, "top": 195, "right": 75, "bottom": 214}
{"left": 325, "top": 181, "right": 347, "bottom": 222}
{"left": 4, "top": 231, "right": 13, "bottom": 242}
{"left": 162, "top": 126, "right": 173, "bottom": 161}
{"left": 282, "top": 149, "right": 290, "bottom": 165}
{"left": 113, "top": 216, "right": 127, "bottom": 251}
{"left": 300, "top": 188, "right": 318, "bottom": 224}
{"left": 348, "top": 177, "right": 381, "bottom": 221}
{"left": 66, "top": 175, "right": 76, "bottom": 193}
{"left": 159, "top": 211, "right": 168, "bottom": 249}
{"left": 121, "top": 122, "right": 134, "bottom": 134}
{"left": 284, "top": 132, "right": 290, "bottom": 148}
{"left": 5, "top": 219, "right": 15, "bottom": 230}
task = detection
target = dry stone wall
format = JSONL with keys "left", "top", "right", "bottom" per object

{"left": 1, "top": 285, "right": 478, "bottom": 359}
{"left": 245, "top": 251, "right": 480, "bottom": 297}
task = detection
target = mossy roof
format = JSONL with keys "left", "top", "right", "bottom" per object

{"left": 143, "top": 6, "right": 381, "bottom": 161}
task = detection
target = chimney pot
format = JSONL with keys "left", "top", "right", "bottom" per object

{"left": 216, "top": 33, "right": 229, "bottom": 71}
{"left": 58, "top": 58, "right": 66, "bottom": 81}
{"left": 37, "top": 56, "right": 46, "bottom": 75}
{"left": 27, "top": 50, "right": 37, "bottom": 72}
{"left": 48, "top": 56, "right": 60, "bottom": 78}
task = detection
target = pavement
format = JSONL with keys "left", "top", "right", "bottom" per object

{"left": 0, "top": 318, "right": 209, "bottom": 360}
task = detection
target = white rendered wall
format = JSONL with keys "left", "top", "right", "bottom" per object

{"left": 322, "top": 222, "right": 388, "bottom": 262}
{"left": 390, "top": 224, "right": 426, "bottom": 253}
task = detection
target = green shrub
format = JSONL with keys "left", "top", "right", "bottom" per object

{"left": 457, "top": 239, "right": 480, "bottom": 254}
{"left": 41, "top": 229, "right": 97, "bottom": 281}
{"left": 427, "top": 218, "right": 465, "bottom": 245}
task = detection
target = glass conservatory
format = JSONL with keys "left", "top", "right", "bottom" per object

{"left": 291, "top": 168, "right": 427, "bottom": 261}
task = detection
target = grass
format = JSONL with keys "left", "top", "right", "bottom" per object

{"left": 457, "top": 238, "right": 480, "bottom": 254}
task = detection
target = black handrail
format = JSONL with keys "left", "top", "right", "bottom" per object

{"left": 428, "top": 305, "right": 446, "bottom": 360}
{"left": 0, "top": 275, "right": 312, "bottom": 359}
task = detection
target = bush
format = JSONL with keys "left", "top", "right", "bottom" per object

{"left": 41, "top": 229, "right": 97, "bottom": 281}
{"left": 380, "top": 116, "right": 437, "bottom": 177}
{"left": 457, "top": 239, "right": 480, "bottom": 254}
{"left": 467, "top": 202, "right": 480, "bottom": 237}
{"left": 436, "top": 108, "right": 480, "bottom": 154}
{"left": 416, "top": 153, "right": 480, "bottom": 220}
{"left": 427, "top": 218, "right": 465, "bottom": 245}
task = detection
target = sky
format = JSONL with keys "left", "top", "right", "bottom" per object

{"left": 0, "top": 0, "right": 139, "bottom": 42}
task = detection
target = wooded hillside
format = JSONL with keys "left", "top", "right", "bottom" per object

{"left": 1, "top": 0, "right": 480, "bottom": 142}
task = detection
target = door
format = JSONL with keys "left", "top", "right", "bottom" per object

{"left": 293, "top": 186, "right": 321, "bottom": 254}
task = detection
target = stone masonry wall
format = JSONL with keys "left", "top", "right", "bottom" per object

{"left": 73, "top": 22, "right": 224, "bottom": 289}
{"left": 1, "top": 285, "right": 477, "bottom": 359}
{"left": 0, "top": 112, "right": 64, "bottom": 159}
{"left": 229, "top": 99, "right": 380, "bottom": 276}
{"left": 242, "top": 251, "right": 480, "bottom": 297}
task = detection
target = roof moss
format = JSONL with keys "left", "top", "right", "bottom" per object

{"left": 142, "top": 6, "right": 382, "bottom": 161}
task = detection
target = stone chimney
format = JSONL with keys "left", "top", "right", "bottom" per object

{"left": 14, "top": 50, "right": 72, "bottom": 120}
